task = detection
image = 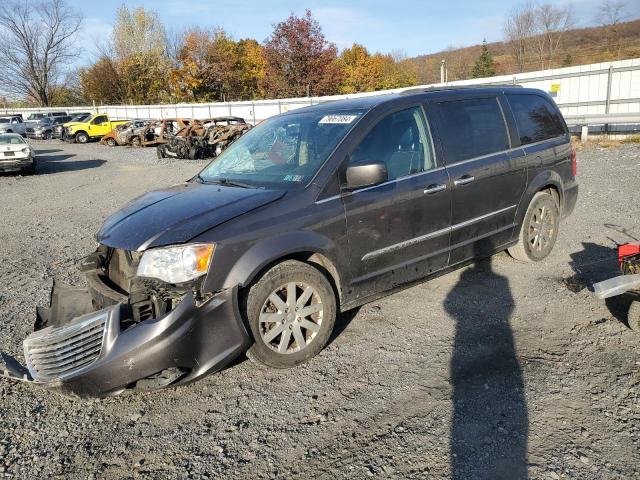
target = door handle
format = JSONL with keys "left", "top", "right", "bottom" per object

{"left": 454, "top": 175, "right": 475, "bottom": 186}
{"left": 424, "top": 184, "right": 447, "bottom": 194}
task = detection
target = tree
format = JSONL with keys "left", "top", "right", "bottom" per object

{"left": 339, "top": 44, "right": 417, "bottom": 93}
{"left": 110, "top": 6, "right": 170, "bottom": 103}
{"left": 0, "top": 0, "right": 82, "bottom": 106}
{"left": 471, "top": 40, "right": 496, "bottom": 78}
{"left": 533, "top": 3, "right": 574, "bottom": 69}
{"left": 597, "top": 0, "right": 627, "bottom": 57}
{"left": 261, "top": 10, "right": 343, "bottom": 98}
{"left": 79, "top": 56, "right": 123, "bottom": 104}
{"left": 503, "top": 3, "right": 536, "bottom": 72}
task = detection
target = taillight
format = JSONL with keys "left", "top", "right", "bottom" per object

{"left": 570, "top": 146, "right": 577, "bottom": 176}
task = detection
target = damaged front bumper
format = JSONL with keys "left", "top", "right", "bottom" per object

{"left": 2, "top": 275, "right": 250, "bottom": 397}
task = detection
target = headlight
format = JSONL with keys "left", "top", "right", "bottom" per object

{"left": 21, "top": 147, "right": 30, "bottom": 154}
{"left": 137, "top": 243, "right": 215, "bottom": 284}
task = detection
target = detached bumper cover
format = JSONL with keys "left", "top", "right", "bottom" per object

{"left": 5, "top": 282, "right": 250, "bottom": 397}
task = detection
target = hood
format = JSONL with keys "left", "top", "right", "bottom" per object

{"left": 97, "top": 182, "right": 286, "bottom": 251}
{"left": 63, "top": 121, "right": 83, "bottom": 128}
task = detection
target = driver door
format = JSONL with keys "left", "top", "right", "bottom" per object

{"left": 342, "top": 105, "right": 452, "bottom": 301}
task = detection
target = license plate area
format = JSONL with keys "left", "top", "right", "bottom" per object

{"left": 4, "top": 151, "right": 15, "bottom": 157}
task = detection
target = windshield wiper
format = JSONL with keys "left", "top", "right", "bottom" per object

{"left": 209, "top": 178, "right": 255, "bottom": 189}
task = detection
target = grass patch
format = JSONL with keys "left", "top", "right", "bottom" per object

{"left": 621, "top": 134, "right": 640, "bottom": 144}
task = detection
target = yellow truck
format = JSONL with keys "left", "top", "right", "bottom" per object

{"left": 63, "top": 114, "right": 128, "bottom": 144}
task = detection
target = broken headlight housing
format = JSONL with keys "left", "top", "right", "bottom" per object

{"left": 137, "top": 243, "right": 215, "bottom": 284}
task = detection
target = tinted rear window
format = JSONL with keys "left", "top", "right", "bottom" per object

{"left": 436, "top": 97, "right": 510, "bottom": 163}
{"left": 506, "top": 94, "right": 566, "bottom": 144}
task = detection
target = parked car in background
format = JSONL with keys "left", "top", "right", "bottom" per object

{"left": 63, "top": 114, "right": 128, "bottom": 143}
{"left": 25, "top": 113, "right": 45, "bottom": 121}
{"left": 26, "top": 115, "right": 72, "bottom": 140}
{"left": 0, "top": 116, "right": 27, "bottom": 136}
{"left": 100, "top": 119, "right": 152, "bottom": 146}
{"left": 53, "top": 113, "right": 92, "bottom": 139}
{"left": 0, "top": 133, "right": 35, "bottom": 174}
{"left": 44, "top": 111, "right": 68, "bottom": 117}
{"left": 0, "top": 86, "right": 578, "bottom": 397}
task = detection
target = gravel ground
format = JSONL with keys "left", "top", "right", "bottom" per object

{"left": 0, "top": 140, "right": 638, "bottom": 479}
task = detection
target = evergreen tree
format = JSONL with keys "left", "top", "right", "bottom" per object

{"left": 471, "top": 40, "right": 496, "bottom": 78}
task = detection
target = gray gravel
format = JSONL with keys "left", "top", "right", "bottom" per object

{"left": 0, "top": 140, "right": 639, "bottom": 479}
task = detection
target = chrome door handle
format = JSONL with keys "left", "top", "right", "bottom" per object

{"left": 454, "top": 175, "right": 475, "bottom": 186}
{"left": 424, "top": 184, "right": 447, "bottom": 194}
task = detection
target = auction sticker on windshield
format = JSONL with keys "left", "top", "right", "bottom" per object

{"left": 319, "top": 115, "right": 359, "bottom": 124}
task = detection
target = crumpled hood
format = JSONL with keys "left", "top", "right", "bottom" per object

{"left": 97, "top": 182, "right": 285, "bottom": 251}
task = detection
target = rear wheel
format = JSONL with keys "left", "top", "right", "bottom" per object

{"left": 245, "top": 260, "right": 337, "bottom": 368}
{"left": 106, "top": 137, "right": 117, "bottom": 147}
{"left": 75, "top": 132, "right": 89, "bottom": 144}
{"left": 508, "top": 191, "right": 559, "bottom": 262}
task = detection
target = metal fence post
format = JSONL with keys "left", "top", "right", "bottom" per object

{"left": 604, "top": 65, "right": 613, "bottom": 136}
{"left": 251, "top": 101, "right": 256, "bottom": 125}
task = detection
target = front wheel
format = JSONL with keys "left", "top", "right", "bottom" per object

{"left": 131, "top": 136, "right": 141, "bottom": 147}
{"left": 75, "top": 132, "right": 89, "bottom": 144}
{"left": 106, "top": 137, "right": 117, "bottom": 147}
{"left": 508, "top": 191, "right": 559, "bottom": 262}
{"left": 42, "top": 131, "right": 52, "bottom": 140}
{"left": 245, "top": 260, "right": 337, "bottom": 368}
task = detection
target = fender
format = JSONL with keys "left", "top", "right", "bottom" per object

{"left": 513, "top": 168, "right": 564, "bottom": 230}
{"left": 205, "top": 230, "right": 344, "bottom": 294}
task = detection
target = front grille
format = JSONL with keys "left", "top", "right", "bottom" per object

{"left": 26, "top": 128, "right": 34, "bottom": 133}
{"left": 24, "top": 311, "right": 108, "bottom": 382}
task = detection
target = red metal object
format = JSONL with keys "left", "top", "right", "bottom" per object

{"left": 570, "top": 145, "right": 577, "bottom": 176}
{"left": 618, "top": 244, "right": 640, "bottom": 265}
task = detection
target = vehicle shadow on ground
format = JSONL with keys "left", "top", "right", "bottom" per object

{"left": 568, "top": 241, "right": 636, "bottom": 328}
{"left": 444, "top": 248, "right": 528, "bottom": 479}
{"left": 33, "top": 149, "right": 63, "bottom": 155}
{"left": 36, "top": 154, "right": 106, "bottom": 174}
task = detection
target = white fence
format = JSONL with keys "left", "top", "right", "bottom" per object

{"left": 3, "top": 58, "right": 639, "bottom": 127}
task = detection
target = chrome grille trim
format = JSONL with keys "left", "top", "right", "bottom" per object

{"left": 24, "top": 311, "right": 109, "bottom": 382}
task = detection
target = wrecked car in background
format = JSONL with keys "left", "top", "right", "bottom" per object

{"left": 64, "top": 114, "right": 129, "bottom": 143}
{"left": 100, "top": 119, "right": 153, "bottom": 147}
{"left": 157, "top": 117, "right": 251, "bottom": 159}
{"left": 129, "top": 118, "right": 193, "bottom": 147}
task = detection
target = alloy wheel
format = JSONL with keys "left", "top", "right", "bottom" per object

{"left": 259, "top": 282, "right": 323, "bottom": 354}
{"left": 528, "top": 204, "right": 555, "bottom": 252}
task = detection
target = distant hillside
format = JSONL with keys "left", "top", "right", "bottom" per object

{"left": 407, "top": 18, "right": 640, "bottom": 84}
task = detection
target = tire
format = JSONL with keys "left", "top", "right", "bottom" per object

{"left": 106, "top": 138, "right": 117, "bottom": 147}
{"left": 628, "top": 301, "right": 640, "bottom": 333}
{"left": 244, "top": 260, "right": 337, "bottom": 369}
{"left": 75, "top": 132, "right": 89, "bottom": 144}
{"left": 508, "top": 191, "right": 559, "bottom": 262}
{"left": 131, "top": 136, "right": 141, "bottom": 147}
{"left": 42, "top": 131, "right": 51, "bottom": 140}
{"left": 156, "top": 145, "right": 165, "bottom": 158}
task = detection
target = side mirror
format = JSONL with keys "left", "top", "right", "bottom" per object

{"left": 345, "top": 162, "right": 388, "bottom": 190}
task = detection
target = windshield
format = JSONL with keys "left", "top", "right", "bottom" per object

{"left": 70, "top": 114, "right": 89, "bottom": 122}
{"left": 38, "top": 118, "right": 53, "bottom": 125}
{"left": 0, "top": 118, "right": 9, "bottom": 123}
{"left": 0, "top": 135, "right": 25, "bottom": 144}
{"left": 199, "top": 110, "right": 362, "bottom": 188}
{"left": 26, "top": 114, "right": 42, "bottom": 120}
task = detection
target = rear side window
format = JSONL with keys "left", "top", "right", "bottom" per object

{"left": 436, "top": 97, "right": 509, "bottom": 164}
{"left": 506, "top": 94, "right": 566, "bottom": 144}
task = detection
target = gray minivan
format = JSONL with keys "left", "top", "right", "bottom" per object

{"left": 2, "top": 86, "right": 578, "bottom": 396}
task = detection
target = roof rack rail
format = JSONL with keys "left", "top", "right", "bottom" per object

{"left": 400, "top": 83, "right": 524, "bottom": 95}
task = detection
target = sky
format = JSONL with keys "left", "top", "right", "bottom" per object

{"left": 69, "top": 0, "right": 637, "bottom": 64}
